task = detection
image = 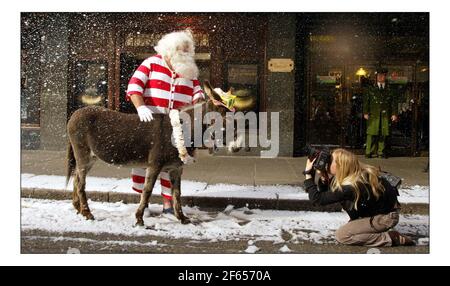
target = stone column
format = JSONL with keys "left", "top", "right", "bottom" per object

{"left": 39, "top": 13, "right": 69, "bottom": 150}
{"left": 265, "top": 14, "right": 296, "bottom": 157}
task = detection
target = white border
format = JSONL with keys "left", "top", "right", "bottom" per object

{"left": 2, "top": 0, "right": 449, "bottom": 266}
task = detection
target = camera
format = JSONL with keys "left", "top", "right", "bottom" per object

{"left": 305, "top": 145, "right": 332, "bottom": 172}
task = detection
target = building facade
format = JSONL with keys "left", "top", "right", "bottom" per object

{"left": 21, "top": 13, "right": 429, "bottom": 156}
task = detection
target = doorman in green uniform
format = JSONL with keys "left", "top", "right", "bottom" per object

{"left": 363, "top": 67, "right": 398, "bottom": 158}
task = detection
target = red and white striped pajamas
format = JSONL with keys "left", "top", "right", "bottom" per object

{"left": 130, "top": 168, "right": 173, "bottom": 199}
{"left": 126, "top": 54, "right": 204, "bottom": 198}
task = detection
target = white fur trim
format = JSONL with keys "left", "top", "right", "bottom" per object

{"left": 169, "top": 109, "right": 195, "bottom": 164}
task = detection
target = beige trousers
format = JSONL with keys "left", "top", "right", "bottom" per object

{"left": 335, "top": 211, "right": 399, "bottom": 247}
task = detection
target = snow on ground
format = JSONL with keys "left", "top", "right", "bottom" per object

{"left": 21, "top": 198, "right": 429, "bottom": 244}
{"left": 279, "top": 245, "right": 292, "bottom": 253}
{"left": 397, "top": 185, "right": 429, "bottom": 203}
{"left": 25, "top": 235, "right": 163, "bottom": 248}
{"left": 21, "top": 173, "right": 428, "bottom": 204}
{"left": 245, "top": 245, "right": 260, "bottom": 253}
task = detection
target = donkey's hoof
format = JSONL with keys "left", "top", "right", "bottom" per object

{"left": 85, "top": 214, "right": 95, "bottom": 220}
{"left": 73, "top": 204, "right": 81, "bottom": 214}
{"left": 180, "top": 216, "right": 191, "bottom": 224}
{"left": 135, "top": 219, "right": 145, "bottom": 227}
{"left": 73, "top": 204, "right": 80, "bottom": 211}
{"left": 81, "top": 210, "right": 95, "bottom": 220}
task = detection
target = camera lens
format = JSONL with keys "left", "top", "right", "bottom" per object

{"left": 304, "top": 145, "right": 318, "bottom": 159}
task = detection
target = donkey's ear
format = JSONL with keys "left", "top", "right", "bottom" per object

{"left": 203, "top": 80, "right": 222, "bottom": 102}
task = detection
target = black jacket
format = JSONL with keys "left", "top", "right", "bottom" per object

{"left": 303, "top": 175, "right": 400, "bottom": 221}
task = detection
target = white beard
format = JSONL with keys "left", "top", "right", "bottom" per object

{"left": 170, "top": 52, "right": 199, "bottom": 80}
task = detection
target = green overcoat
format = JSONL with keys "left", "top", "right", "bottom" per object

{"left": 363, "top": 84, "right": 397, "bottom": 136}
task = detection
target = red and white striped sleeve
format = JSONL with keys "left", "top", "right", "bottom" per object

{"left": 126, "top": 58, "right": 152, "bottom": 101}
{"left": 192, "top": 79, "right": 205, "bottom": 104}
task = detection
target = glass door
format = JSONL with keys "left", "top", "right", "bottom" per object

{"left": 386, "top": 65, "right": 415, "bottom": 154}
{"left": 416, "top": 63, "right": 429, "bottom": 154}
{"left": 306, "top": 64, "right": 344, "bottom": 146}
{"left": 344, "top": 64, "right": 377, "bottom": 149}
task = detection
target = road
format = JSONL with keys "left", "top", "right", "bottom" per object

{"left": 22, "top": 229, "right": 428, "bottom": 254}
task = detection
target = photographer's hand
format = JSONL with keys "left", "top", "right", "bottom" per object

{"left": 316, "top": 170, "right": 327, "bottom": 182}
{"left": 304, "top": 158, "right": 316, "bottom": 179}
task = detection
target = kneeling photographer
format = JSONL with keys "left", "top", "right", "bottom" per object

{"left": 303, "top": 147, "right": 415, "bottom": 247}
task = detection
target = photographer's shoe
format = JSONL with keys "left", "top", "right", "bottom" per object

{"left": 388, "top": 231, "right": 416, "bottom": 246}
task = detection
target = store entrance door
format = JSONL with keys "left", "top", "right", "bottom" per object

{"left": 306, "top": 63, "right": 382, "bottom": 150}
{"left": 306, "top": 62, "right": 418, "bottom": 154}
{"left": 306, "top": 63, "right": 347, "bottom": 147}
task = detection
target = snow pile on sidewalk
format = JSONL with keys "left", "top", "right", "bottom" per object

{"left": 396, "top": 185, "right": 429, "bottom": 203}
{"left": 21, "top": 173, "right": 429, "bottom": 204}
{"left": 21, "top": 198, "right": 429, "bottom": 244}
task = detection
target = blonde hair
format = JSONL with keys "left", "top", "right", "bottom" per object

{"left": 330, "top": 148, "right": 385, "bottom": 209}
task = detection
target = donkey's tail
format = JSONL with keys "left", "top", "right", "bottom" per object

{"left": 66, "top": 140, "right": 76, "bottom": 188}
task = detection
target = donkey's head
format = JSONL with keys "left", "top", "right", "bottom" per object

{"left": 203, "top": 81, "right": 245, "bottom": 153}
{"left": 202, "top": 80, "right": 234, "bottom": 116}
{"left": 180, "top": 80, "right": 245, "bottom": 154}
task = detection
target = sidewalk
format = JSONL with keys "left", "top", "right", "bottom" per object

{"left": 21, "top": 150, "right": 429, "bottom": 214}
